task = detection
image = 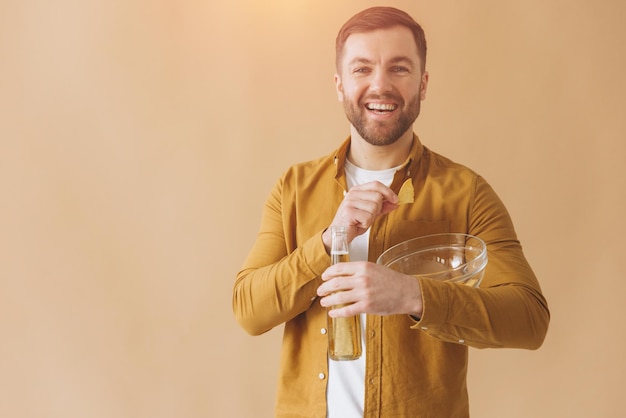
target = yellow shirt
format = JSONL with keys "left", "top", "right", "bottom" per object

{"left": 233, "top": 135, "right": 550, "bottom": 418}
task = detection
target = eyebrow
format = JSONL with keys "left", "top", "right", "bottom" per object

{"left": 347, "top": 56, "right": 416, "bottom": 67}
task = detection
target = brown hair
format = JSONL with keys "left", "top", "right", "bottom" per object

{"left": 335, "top": 7, "right": 427, "bottom": 72}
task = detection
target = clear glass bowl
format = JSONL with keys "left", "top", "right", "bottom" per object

{"left": 376, "top": 233, "right": 488, "bottom": 288}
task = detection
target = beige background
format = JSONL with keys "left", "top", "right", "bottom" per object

{"left": 1, "top": 0, "right": 624, "bottom": 417}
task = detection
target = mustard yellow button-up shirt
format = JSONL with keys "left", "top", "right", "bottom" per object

{"left": 233, "top": 136, "right": 549, "bottom": 418}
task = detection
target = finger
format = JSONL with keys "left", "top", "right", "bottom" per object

{"left": 327, "top": 302, "right": 361, "bottom": 318}
{"left": 321, "top": 261, "right": 353, "bottom": 280}
{"left": 344, "top": 188, "right": 387, "bottom": 210}
{"left": 378, "top": 186, "right": 399, "bottom": 205}
{"left": 341, "top": 209, "right": 377, "bottom": 232}
{"left": 352, "top": 181, "right": 398, "bottom": 205}
{"left": 343, "top": 188, "right": 398, "bottom": 221}
{"left": 318, "top": 274, "right": 349, "bottom": 297}
{"left": 318, "top": 265, "right": 356, "bottom": 297}
{"left": 338, "top": 198, "right": 384, "bottom": 231}
{"left": 381, "top": 200, "right": 399, "bottom": 215}
{"left": 320, "top": 289, "right": 358, "bottom": 310}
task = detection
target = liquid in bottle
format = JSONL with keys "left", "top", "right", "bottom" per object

{"left": 327, "top": 226, "right": 362, "bottom": 361}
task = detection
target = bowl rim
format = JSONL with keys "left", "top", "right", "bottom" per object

{"left": 376, "top": 233, "right": 488, "bottom": 284}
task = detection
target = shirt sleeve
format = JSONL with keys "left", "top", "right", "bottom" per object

{"left": 232, "top": 175, "right": 330, "bottom": 336}
{"left": 411, "top": 176, "right": 550, "bottom": 349}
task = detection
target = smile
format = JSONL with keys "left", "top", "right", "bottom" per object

{"left": 365, "top": 103, "right": 398, "bottom": 113}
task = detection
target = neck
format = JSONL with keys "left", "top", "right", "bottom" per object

{"left": 347, "top": 129, "right": 414, "bottom": 170}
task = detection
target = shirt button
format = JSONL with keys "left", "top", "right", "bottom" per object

{"left": 458, "top": 339, "right": 465, "bottom": 344}
{"left": 320, "top": 328, "right": 327, "bottom": 335}
{"left": 318, "top": 373, "right": 326, "bottom": 380}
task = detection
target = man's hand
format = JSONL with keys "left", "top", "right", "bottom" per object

{"left": 317, "top": 261, "right": 423, "bottom": 318}
{"left": 322, "top": 181, "right": 399, "bottom": 251}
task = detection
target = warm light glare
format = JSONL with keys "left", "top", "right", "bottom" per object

{"left": 1, "top": 0, "right": 624, "bottom": 417}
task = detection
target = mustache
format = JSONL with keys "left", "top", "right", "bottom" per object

{"left": 360, "top": 93, "right": 403, "bottom": 104}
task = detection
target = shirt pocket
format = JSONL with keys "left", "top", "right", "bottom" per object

{"left": 384, "top": 219, "right": 450, "bottom": 250}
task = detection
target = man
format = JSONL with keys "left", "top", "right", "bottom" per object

{"left": 233, "top": 6, "right": 549, "bottom": 418}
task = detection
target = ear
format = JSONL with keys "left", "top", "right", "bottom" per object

{"left": 334, "top": 74, "right": 344, "bottom": 102}
{"left": 419, "top": 71, "right": 429, "bottom": 100}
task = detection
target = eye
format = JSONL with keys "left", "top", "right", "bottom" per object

{"left": 391, "top": 66, "right": 410, "bottom": 73}
{"left": 352, "top": 67, "right": 371, "bottom": 75}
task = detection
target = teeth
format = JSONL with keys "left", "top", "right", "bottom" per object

{"left": 367, "top": 103, "right": 396, "bottom": 111}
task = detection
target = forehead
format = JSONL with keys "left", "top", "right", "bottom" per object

{"left": 341, "top": 26, "right": 421, "bottom": 67}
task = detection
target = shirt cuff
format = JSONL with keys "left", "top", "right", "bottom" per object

{"left": 409, "top": 277, "right": 451, "bottom": 329}
{"left": 300, "top": 230, "right": 332, "bottom": 278}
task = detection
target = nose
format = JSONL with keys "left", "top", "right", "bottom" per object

{"left": 369, "top": 69, "right": 393, "bottom": 94}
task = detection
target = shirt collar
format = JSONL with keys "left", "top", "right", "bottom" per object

{"left": 333, "top": 133, "right": 424, "bottom": 179}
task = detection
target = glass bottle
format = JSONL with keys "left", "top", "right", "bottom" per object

{"left": 327, "top": 226, "right": 362, "bottom": 361}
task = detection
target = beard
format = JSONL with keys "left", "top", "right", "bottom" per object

{"left": 343, "top": 93, "right": 422, "bottom": 146}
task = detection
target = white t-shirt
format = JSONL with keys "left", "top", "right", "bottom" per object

{"left": 326, "top": 159, "right": 399, "bottom": 418}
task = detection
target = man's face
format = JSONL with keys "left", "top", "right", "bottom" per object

{"left": 335, "top": 26, "right": 428, "bottom": 146}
